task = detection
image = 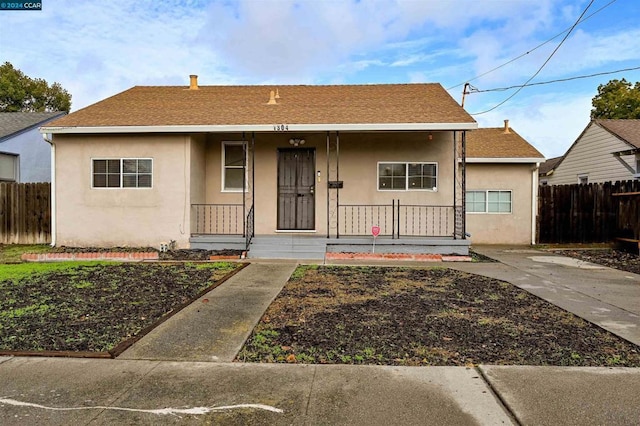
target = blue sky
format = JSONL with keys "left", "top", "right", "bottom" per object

{"left": 2, "top": 0, "right": 639, "bottom": 157}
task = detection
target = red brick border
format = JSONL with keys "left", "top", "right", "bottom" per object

{"left": 21, "top": 252, "right": 159, "bottom": 262}
{"left": 325, "top": 252, "right": 472, "bottom": 262}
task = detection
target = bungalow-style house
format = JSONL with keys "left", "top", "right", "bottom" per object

{"left": 464, "top": 121, "right": 545, "bottom": 245}
{"left": 544, "top": 119, "right": 640, "bottom": 185}
{"left": 538, "top": 156, "right": 562, "bottom": 185}
{"left": 0, "top": 112, "right": 65, "bottom": 182}
{"left": 41, "top": 76, "right": 538, "bottom": 257}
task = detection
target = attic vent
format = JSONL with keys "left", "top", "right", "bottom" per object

{"left": 267, "top": 90, "right": 278, "bottom": 105}
{"left": 503, "top": 119, "right": 510, "bottom": 134}
{"left": 189, "top": 75, "right": 199, "bottom": 90}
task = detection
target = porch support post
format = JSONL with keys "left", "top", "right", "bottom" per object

{"left": 453, "top": 131, "right": 457, "bottom": 240}
{"left": 251, "top": 132, "right": 255, "bottom": 237}
{"left": 336, "top": 131, "right": 340, "bottom": 238}
{"left": 326, "top": 131, "right": 330, "bottom": 238}
{"left": 242, "top": 131, "right": 246, "bottom": 237}
{"left": 461, "top": 130, "right": 467, "bottom": 239}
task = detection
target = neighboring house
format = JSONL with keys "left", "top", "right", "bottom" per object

{"left": 538, "top": 156, "right": 562, "bottom": 185}
{"left": 545, "top": 119, "right": 640, "bottom": 185}
{"left": 464, "top": 121, "right": 545, "bottom": 245}
{"left": 40, "top": 76, "right": 535, "bottom": 256}
{"left": 0, "top": 112, "right": 66, "bottom": 182}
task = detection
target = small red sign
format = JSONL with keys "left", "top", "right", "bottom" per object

{"left": 371, "top": 226, "right": 381, "bottom": 237}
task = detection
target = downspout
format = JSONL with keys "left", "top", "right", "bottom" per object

{"left": 531, "top": 163, "right": 539, "bottom": 245}
{"left": 43, "top": 133, "right": 56, "bottom": 246}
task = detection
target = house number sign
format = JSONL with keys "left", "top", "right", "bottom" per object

{"left": 273, "top": 124, "right": 289, "bottom": 131}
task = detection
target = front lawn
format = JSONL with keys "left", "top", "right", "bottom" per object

{"left": 238, "top": 265, "right": 640, "bottom": 366}
{"left": 0, "top": 261, "right": 240, "bottom": 353}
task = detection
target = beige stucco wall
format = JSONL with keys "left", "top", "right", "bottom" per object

{"left": 53, "top": 134, "right": 195, "bottom": 248}
{"left": 203, "top": 131, "right": 456, "bottom": 235}
{"left": 465, "top": 163, "right": 536, "bottom": 245}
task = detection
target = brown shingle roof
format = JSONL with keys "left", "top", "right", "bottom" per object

{"left": 46, "top": 83, "right": 475, "bottom": 128}
{"left": 465, "top": 127, "right": 544, "bottom": 159}
{"left": 596, "top": 119, "right": 640, "bottom": 149}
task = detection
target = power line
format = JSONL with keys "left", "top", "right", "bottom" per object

{"left": 467, "top": 66, "right": 640, "bottom": 93}
{"left": 471, "top": 0, "right": 596, "bottom": 115}
{"left": 448, "top": 0, "right": 617, "bottom": 91}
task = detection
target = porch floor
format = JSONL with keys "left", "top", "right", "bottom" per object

{"left": 190, "top": 234, "right": 470, "bottom": 260}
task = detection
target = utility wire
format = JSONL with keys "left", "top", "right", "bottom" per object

{"left": 468, "top": 65, "right": 640, "bottom": 93}
{"left": 470, "top": 0, "right": 596, "bottom": 115}
{"left": 448, "top": 0, "right": 617, "bottom": 91}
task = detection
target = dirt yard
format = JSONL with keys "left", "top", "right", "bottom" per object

{"left": 0, "top": 262, "right": 239, "bottom": 353}
{"left": 238, "top": 265, "right": 640, "bottom": 366}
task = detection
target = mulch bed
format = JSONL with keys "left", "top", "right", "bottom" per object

{"left": 0, "top": 262, "right": 241, "bottom": 355}
{"left": 552, "top": 248, "right": 640, "bottom": 275}
{"left": 237, "top": 265, "right": 640, "bottom": 366}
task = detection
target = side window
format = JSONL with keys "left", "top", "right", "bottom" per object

{"left": 92, "top": 158, "right": 152, "bottom": 188}
{"left": 466, "top": 190, "right": 512, "bottom": 213}
{"left": 0, "top": 153, "right": 19, "bottom": 182}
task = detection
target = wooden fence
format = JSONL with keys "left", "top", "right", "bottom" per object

{"left": 538, "top": 180, "right": 640, "bottom": 244}
{"left": 0, "top": 182, "right": 51, "bottom": 244}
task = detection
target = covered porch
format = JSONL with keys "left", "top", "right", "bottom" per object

{"left": 189, "top": 129, "right": 471, "bottom": 258}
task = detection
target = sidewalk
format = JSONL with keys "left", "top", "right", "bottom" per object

{"left": 448, "top": 246, "right": 640, "bottom": 346}
{"left": 119, "top": 263, "right": 297, "bottom": 362}
{"left": 1, "top": 357, "right": 639, "bottom": 425}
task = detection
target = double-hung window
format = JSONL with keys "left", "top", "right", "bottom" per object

{"left": 223, "top": 142, "right": 247, "bottom": 191}
{"left": 466, "top": 190, "right": 512, "bottom": 213}
{"left": 0, "top": 152, "right": 19, "bottom": 182}
{"left": 378, "top": 162, "right": 437, "bottom": 191}
{"left": 92, "top": 158, "right": 152, "bottom": 188}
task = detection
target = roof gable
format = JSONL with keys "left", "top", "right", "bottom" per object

{"left": 45, "top": 83, "right": 476, "bottom": 131}
{"left": 464, "top": 127, "right": 544, "bottom": 161}
{"left": 596, "top": 119, "right": 640, "bottom": 149}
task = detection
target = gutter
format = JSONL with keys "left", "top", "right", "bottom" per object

{"left": 42, "top": 133, "right": 56, "bottom": 247}
{"left": 40, "top": 122, "right": 478, "bottom": 134}
{"left": 531, "top": 163, "right": 539, "bottom": 245}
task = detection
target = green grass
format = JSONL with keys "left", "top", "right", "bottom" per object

{"left": 0, "top": 244, "right": 53, "bottom": 264}
{"left": 0, "top": 261, "right": 108, "bottom": 284}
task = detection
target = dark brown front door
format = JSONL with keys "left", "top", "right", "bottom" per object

{"left": 277, "top": 148, "right": 315, "bottom": 230}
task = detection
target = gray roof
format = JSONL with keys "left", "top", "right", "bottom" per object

{"left": 0, "top": 112, "right": 66, "bottom": 141}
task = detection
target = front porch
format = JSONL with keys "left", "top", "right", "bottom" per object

{"left": 190, "top": 200, "right": 469, "bottom": 259}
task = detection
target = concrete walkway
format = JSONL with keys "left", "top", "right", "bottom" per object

{"left": 449, "top": 246, "right": 640, "bottom": 346}
{"left": 119, "top": 263, "right": 297, "bottom": 362}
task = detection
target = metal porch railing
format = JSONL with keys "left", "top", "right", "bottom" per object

{"left": 338, "top": 200, "right": 460, "bottom": 238}
{"left": 191, "top": 204, "right": 244, "bottom": 235}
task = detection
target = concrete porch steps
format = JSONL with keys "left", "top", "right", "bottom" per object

{"left": 248, "top": 235, "right": 327, "bottom": 260}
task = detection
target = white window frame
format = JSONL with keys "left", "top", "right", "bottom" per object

{"left": 577, "top": 174, "right": 589, "bottom": 185}
{"left": 466, "top": 190, "right": 512, "bottom": 214}
{"left": 91, "top": 158, "right": 153, "bottom": 189}
{"left": 0, "top": 152, "right": 19, "bottom": 182}
{"left": 377, "top": 161, "right": 438, "bottom": 191}
{"left": 221, "top": 141, "right": 248, "bottom": 192}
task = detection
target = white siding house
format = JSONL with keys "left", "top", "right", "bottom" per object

{"left": 545, "top": 119, "right": 640, "bottom": 185}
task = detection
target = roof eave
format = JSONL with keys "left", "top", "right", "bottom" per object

{"left": 40, "top": 122, "right": 478, "bottom": 134}
{"left": 461, "top": 157, "right": 545, "bottom": 164}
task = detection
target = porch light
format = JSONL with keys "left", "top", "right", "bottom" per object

{"left": 289, "top": 138, "right": 305, "bottom": 147}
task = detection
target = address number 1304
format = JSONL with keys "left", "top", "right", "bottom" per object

{"left": 273, "top": 124, "right": 289, "bottom": 131}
